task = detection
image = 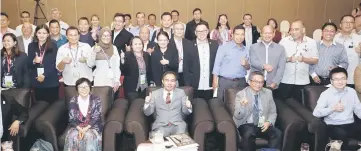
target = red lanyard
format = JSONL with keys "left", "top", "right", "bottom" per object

{"left": 38, "top": 43, "right": 47, "bottom": 64}
{"left": 6, "top": 55, "right": 11, "bottom": 73}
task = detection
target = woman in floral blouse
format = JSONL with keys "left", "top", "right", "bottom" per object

{"left": 64, "top": 78, "right": 102, "bottom": 151}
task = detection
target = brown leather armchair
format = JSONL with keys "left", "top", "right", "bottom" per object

{"left": 1, "top": 88, "right": 49, "bottom": 151}
{"left": 286, "top": 85, "right": 361, "bottom": 150}
{"left": 34, "top": 86, "right": 129, "bottom": 151}
{"left": 124, "top": 86, "right": 214, "bottom": 151}
{"left": 209, "top": 88, "right": 306, "bottom": 151}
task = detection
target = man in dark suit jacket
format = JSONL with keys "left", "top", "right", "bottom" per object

{"left": 184, "top": 22, "right": 218, "bottom": 101}
{"left": 184, "top": 8, "right": 209, "bottom": 41}
{"left": 240, "top": 14, "right": 260, "bottom": 48}
{"left": 150, "top": 12, "right": 174, "bottom": 43}
{"left": 168, "top": 22, "right": 193, "bottom": 86}
{"left": 111, "top": 13, "right": 133, "bottom": 53}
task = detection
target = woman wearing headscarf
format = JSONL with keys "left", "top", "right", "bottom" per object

{"left": 92, "top": 27, "right": 121, "bottom": 92}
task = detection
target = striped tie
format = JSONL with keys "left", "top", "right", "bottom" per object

{"left": 253, "top": 94, "right": 259, "bottom": 126}
{"left": 166, "top": 92, "right": 171, "bottom": 104}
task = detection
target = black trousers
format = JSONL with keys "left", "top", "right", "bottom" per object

{"left": 126, "top": 88, "right": 146, "bottom": 101}
{"left": 34, "top": 86, "right": 59, "bottom": 104}
{"left": 326, "top": 123, "right": 355, "bottom": 149}
{"left": 178, "top": 72, "right": 184, "bottom": 87}
{"left": 238, "top": 124, "right": 283, "bottom": 151}
{"left": 274, "top": 83, "right": 305, "bottom": 101}
{"left": 310, "top": 76, "right": 331, "bottom": 85}
{"left": 194, "top": 89, "right": 213, "bottom": 101}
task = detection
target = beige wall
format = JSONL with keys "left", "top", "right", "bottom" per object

{"left": 2, "top": 0, "right": 361, "bottom": 36}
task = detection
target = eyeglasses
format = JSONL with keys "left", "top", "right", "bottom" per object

{"left": 196, "top": 30, "right": 208, "bottom": 34}
{"left": 331, "top": 78, "right": 347, "bottom": 82}
{"left": 341, "top": 21, "right": 355, "bottom": 24}
{"left": 78, "top": 85, "right": 90, "bottom": 89}
{"left": 163, "top": 79, "right": 176, "bottom": 82}
{"left": 251, "top": 80, "right": 264, "bottom": 85}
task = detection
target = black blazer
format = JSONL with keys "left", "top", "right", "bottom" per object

{"left": 112, "top": 28, "right": 133, "bottom": 53}
{"left": 183, "top": 39, "right": 219, "bottom": 89}
{"left": 27, "top": 41, "right": 59, "bottom": 88}
{"left": 150, "top": 46, "right": 179, "bottom": 86}
{"left": 1, "top": 92, "right": 29, "bottom": 126}
{"left": 185, "top": 19, "right": 209, "bottom": 41}
{"left": 168, "top": 38, "right": 193, "bottom": 84}
{"left": 120, "top": 52, "right": 152, "bottom": 93}
{"left": 1, "top": 52, "right": 30, "bottom": 88}
{"left": 240, "top": 23, "right": 260, "bottom": 46}
{"left": 150, "top": 28, "right": 174, "bottom": 43}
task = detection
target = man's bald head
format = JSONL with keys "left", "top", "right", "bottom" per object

{"left": 261, "top": 25, "right": 275, "bottom": 43}
{"left": 262, "top": 25, "right": 274, "bottom": 33}
{"left": 290, "top": 20, "right": 305, "bottom": 40}
{"left": 22, "top": 22, "right": 33, "bottom": 37}
{"left": 139, "top": 26, "right": 150, "bottom": 41}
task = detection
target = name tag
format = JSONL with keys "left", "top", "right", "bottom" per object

{"left": 258, "top": 116, "right": 265, "bottom": 127}
{"left": 4, "top": 76, "right": 13, "bottom": 87}
{"left": 140, "top": 74, "right": 146, "bottom": 84}
{"left": 108, "top": 70, "right": 114, "bottom": 79}
{"left": 37, "top": 68, "right": 44, "bottom": 76}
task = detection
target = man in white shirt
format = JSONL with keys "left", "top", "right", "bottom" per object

{"left": 129, "top": 12, "right": 146, "bottom": 36}
{"left": 276, "top": 20, "right": 318, "bottom": 100}
{"left": 334, "top": 15, "right": 361, "bottom": 88}
{"left": 56, "top": 26, "right": 95, "bottom": 86}
{"left": 143, "top": 71, "right": 192, "bottom": 137}
{"left": 16, "top": 22, "right": 33, "bottom": 55}
{"left": 46, "top": 8, "right": 69, "bottom": 36}
{"left": 15, "top": 11, "right": 36, "bottom": 36}
{"left": 1, "top": 12, "right": 18, "bottom": 49}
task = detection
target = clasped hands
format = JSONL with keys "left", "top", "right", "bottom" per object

{"left": 145, "top": 92, "right": 192, "bottom": 108}
{"left": 77, "top": 125, "right": 91, "bottom": 140}
{"left": 239, "top": 97, "right": 271, "bottom": 132}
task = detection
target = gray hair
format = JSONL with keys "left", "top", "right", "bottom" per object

{"left": 248, "top": 71, "right": 264, "bottom": 81}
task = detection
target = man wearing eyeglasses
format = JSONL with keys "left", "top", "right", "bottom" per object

{"left": 276, "top": 20, "right": 318, "bottom": 101}
{"left": 233, "top": 71, "right": 282, "bottom": 151}
{"left": 213, "top": 25, "right": 249, "bottom": 102}
{"left": 313, "top": 67, "right": 361, "bottom": 149}
{"left": 334, "top": 15, "right": 361, "bottom": 89}
{"left": 310, "top": 22, "right": 348, "bottom": 86}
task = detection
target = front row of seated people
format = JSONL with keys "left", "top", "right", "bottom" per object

{"left": 3, "top": 68, "right": 361, "bottom": 150}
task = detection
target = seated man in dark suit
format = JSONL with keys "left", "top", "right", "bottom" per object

{"left": 233, "top": 71, "right": 282, "bottom": 151}
{"left": 143, "top": 71, "right": 192, "bottom": 137}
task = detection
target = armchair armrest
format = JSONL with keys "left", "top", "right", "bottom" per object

{"left": 208, "top": 98, "right": 237, "bottom": 151}
{"left": 35, "top": 100, "right": 68, "bottom": 151}
{"left": 103, "top": 98, "right": 129, "bottom": 151}
{"left": 274, "top": 99, "right": 306, "bottom": 151}
{"left": 125, "top": 98, "right": 150, "bottom": 146}
{"left": 19, "top": 101, "right": 49, "bottom": 137}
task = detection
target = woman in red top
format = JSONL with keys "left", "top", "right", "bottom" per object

{"left": 267, "top": 18, "right": 282, "bottom": 43}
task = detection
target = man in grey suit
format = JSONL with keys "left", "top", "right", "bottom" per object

{"left": 249, "top": 25, "right": 286, "bottom": 90}
{"left": 16, "top": 22, "right": 33, "bottom": 55}
{"left": 233, "top": 71, "right": 282, "bottom": 151}
{"left": 144, "top": 71, "right": 192, "bottom": 137}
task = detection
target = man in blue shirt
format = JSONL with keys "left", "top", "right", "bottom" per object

{"left": 213, "top": 25, "right": 250, "bottom": 102}
{"left": 313, "top": 67, "right": 361, "bottom": 148}
{"left": 49, "top": 19, "right": 68, "bottom": 48}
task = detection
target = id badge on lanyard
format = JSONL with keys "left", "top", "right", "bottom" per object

{"left": 5, "top": 56, "right": 14, "bottom": 87}
{"left": 140, "top": 74, "right": 146, "bottom": 84}
{"left": 37, "top": 43, "right": 47, "bottom": 76}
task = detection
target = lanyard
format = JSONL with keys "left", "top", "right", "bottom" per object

{"left": 69, "top": 44, "right": 80, "bottom": 67}
{"left": 38, "top": 43, "right": 48, "bottom": 64}
{"left": 100, "top": 48, "right": 111, "bottom": 68}
{"left": 6, "top": 55, "right": 11, "bottom": 73}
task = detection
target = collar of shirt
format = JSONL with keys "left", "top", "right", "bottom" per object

{"left": 163, "top": 89, "right": 174, "bottom": 101}
{"left": 64, "top": 42, "right": 87, "bottom": 49}
{"left": 288, "top": 36, "right": 308, "bottom": 43}
{"left": 330, "top": 86, "right": 348, "bottom": 95}
{"left": 78, "top": 95, "right": 90, "bottom": 102}
{"left": 320, "top": 40, "right": 337, "bottom": 46}
{"left": 196, "top": 39, "right": 209, "bottom": 45}
{"left": 22, "top": 36, "right": 32, "bottom": 41}
{"left": 230, "top": 40, "right": 246, "bottom": 50}
{"left": 261, "top": 41, "right": 273, "bottom": 47}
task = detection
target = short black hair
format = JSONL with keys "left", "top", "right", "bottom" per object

{"left": 156, "top": 30, "right": 170, "bottom": 40}
{"left": 267, "top": 18, "right": 278, "bottom": 29}
{"left": 49, "top": 19, "right": 60, "bottom": 26}
{"left": 193, "top": 8, "right": 202, "bottom": 14}
{"left": 148, "top": 14, "right": 156, "bottom": 20}
{"left": 171, "top": 10, "right": 179, "bottom": 16}
{"left": 162, "top": 71, "right": 177, "bottom": 80}
{"left": 20, "top": 11, "right": 30, "bottom": 17}
{"left": 136, "top": 12, "right": 145, "bottom": 18}
{"left": 124, "top": 14, "right": 131, "bottom": 19}
{"left": 243, "top": 13, "right": 252, "bottom": 19}
{"left": 66, "top": 26, "right": 80, "bottom": 35}
{"left": 78, "top": 17, "right": 89, "bottom": 24}
{"left": 340, "top": 15, "right": 354, "bottom": 23}
{"left": 321, "top": 22, "right": 337, "bottom": 31}
{"left": 232, "top": 24, "right": 245, "bottom": 34}
{"left": 161, "top": 12, "right": 171, "bottom": 19}
{"left": 1, "top": 12, "right": 9, "bottom": 19}
{"left": 113, "top": 13, "right": 125, "bottom": 20}
{"left": 75, "top": 78, "right": 92, "bottom": 92}
{"left": 249, "top": 71, "right": 264, "bottom": 81}
{"left": 196, "top": 22, "right": 209, "bottom": 29}
{"left": 329, "top": 67, "right": 348, "bottom": 79}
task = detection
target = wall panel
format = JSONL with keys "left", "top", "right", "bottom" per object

{"left": 298, "top": 0, "right": 327, "bottom": 36}
{"left": 325, "top": 0, "right": 353, "bottom": 23}
{"left": 215, "top": 0, "right": 244, "bottom": 28}
{"left": 187, "top": 0, "right": 216, "bottom": 30}
{"left": 270, "top": 0, "right": 298, "bottom": 23}
{"left": 2, "top": 0, "right": 20, "bottom": 27}
{"left": 103, "top": 0, "right": 132, "bottom": 27}
{"left": 161, "top": 0, "right": 188, "bottom": 25}
{"left": 76, "top": 0, "right": 105, "bottom": 26}
{"left": 46, "top": 0, "right": 77, "bottom": 26}
{"left": 244, "top": 0, "right": 271, "bottom": 28}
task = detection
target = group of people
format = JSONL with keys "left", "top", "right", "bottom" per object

{"left": 1, "top": 5, "right": 361, "bottom": 151}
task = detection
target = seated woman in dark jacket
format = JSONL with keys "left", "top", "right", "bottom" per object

{"left": 28, "top": 24, "right": 59, "bottom": 104}
{"left": 150, "top": 31, "right": 178, "bottom": 86}
{"left": 64, "top": 78, "right": 102, "bottom": 151}
{"left": 120, "top": 36, "right": 151, "bottom": 101}
{"left": 1, "top": 33, "right": 29, "bottom": 150}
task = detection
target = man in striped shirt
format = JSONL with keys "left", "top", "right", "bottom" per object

{"left": 310, "top": 22, "right": 349, "bottom": 85}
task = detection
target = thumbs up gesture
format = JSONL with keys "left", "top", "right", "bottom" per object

{"left": 125, "top": 44, "right": 131, "bottom": 52}
{"left": 185, "top": 96, "right": 192, "bottom": 108}
{"left": 147, "top": 46, "right": 155, "bottom": 54}
{"left": 145, "top": 92, "right": 152, "bottom": 104}
{"left": 62, "top": 54, "right": 72, "bottom": 64}
{"left": 33, "top": 52, "right": 41, "bottom": 64}
{"left": 160, "top": 56, "right": 169, "bottom": 65}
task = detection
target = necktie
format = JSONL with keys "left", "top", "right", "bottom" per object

{"left": 253, "top": 94, "right": 259, "bottom": 126}
{"left": 166, "top": 92, "right": 171, "bottom": 104}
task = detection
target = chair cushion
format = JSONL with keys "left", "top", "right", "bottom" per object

{"left": 58, "top": 125, "right": 72, "bottom": 149}
{"left": 303, "top": 86, "right": 327, "bottom": 110}
{"left": 224, "top": 87, "right": 245, "bottom": 114}
{"left": 2, "top": 88, "right": 30, "bottom": 108}
{"left": 146, "top": 86, "right": 194, "bottom": 99}
{"left": 64, "top": 86, "right": 114, "bottom": 123}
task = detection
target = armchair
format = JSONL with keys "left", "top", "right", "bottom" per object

{"left": 124, "top": 86, "right": 214, "bottom": 151}
{"left": 35, "top": 86, "right": 129, "bottom": 151}
{"left": 209, "top": 88, "right": 306, "bottom": 151}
